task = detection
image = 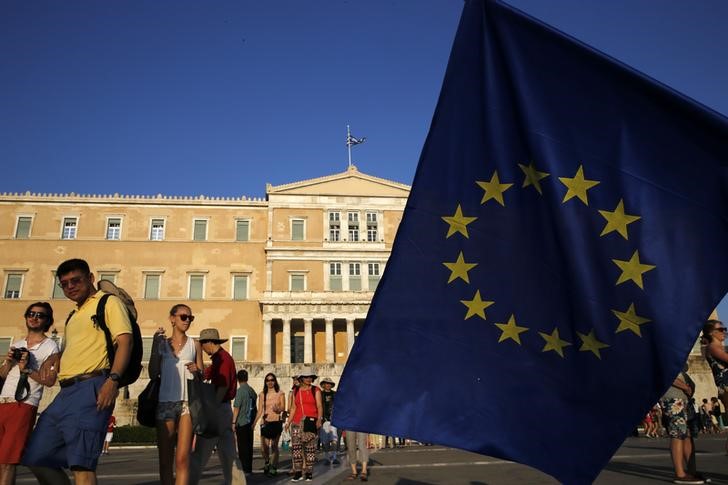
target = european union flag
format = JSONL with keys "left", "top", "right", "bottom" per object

{"left": 333, "top": 0, "right": 728, "bottom": 483}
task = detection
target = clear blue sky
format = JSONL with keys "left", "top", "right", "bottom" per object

{"left": 2, "top": 0, "right": 726, "bottom": 315}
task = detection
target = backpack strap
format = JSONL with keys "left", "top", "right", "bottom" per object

{"left": 94, "top": 293, "right": 116, "bottom": 369}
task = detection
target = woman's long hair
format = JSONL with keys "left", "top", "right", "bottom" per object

{"left": 263, "top": 372, "right": 280, "bottom": 395}
{"left": 702, "top": 319, "right": 723, "bottom": 344}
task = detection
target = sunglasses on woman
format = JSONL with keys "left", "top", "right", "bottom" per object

{"left": 26, "top": 311, "right": 49, "bottom": 319}
{"left": 176, "top": 314, "right": 195, "bottom": 322}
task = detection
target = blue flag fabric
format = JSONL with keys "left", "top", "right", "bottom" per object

{"left": 332, "top": 1, "right": 728, "bottom": 483}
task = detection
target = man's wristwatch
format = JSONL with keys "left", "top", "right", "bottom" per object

{"left": 109, "top": 372, "right": 121, "bottom": 384}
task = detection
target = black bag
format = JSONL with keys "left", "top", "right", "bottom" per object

{"left": 188, "top": 376, "right": 220, "bottom": 438}
{"left": 303, "top": 417, "right": 317, "bottom": 434}
{"left": 136, "top": 377, "right": 160, "bottom": 427}
{"left": 261, "top": 420, "right": 283, "bottom": 439}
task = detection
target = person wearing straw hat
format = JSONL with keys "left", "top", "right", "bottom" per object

{"left": 285, "top": 367, "right": 323, "bottom": 482}
{"left": 188, "top": 328, "right": 246, "bottom": 485}
{"left": 319, "top": 377, "right": 340, "bottom": 466}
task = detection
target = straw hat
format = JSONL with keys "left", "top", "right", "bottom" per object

{"left": 198, "top": 328, "right": 228, "bottom": 343}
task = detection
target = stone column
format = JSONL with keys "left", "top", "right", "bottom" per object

{"left": 304, "top": 318, "right": 313, "bottom": 364}
{"left": 282, "top": 318, "right": 291, "bottom": 364}
{"left": 347, "top": 318, "right": 356, "bottom": 355}
{"left": 325, "top": 318, "right": 334, "bottom": 363}
{"left": 262, "top": 319, "right": 272, "bottom": 364}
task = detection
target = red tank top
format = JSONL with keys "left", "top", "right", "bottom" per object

{"left": 292, "top": 386, "right": 319, "bottom": 424}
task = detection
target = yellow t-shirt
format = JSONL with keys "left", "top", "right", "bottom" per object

{"left": 59, "top": 290, "right": 132, "bottom": 380}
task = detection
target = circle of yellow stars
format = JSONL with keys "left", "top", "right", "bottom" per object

{"left": 440, "top": 162, "right": 655, "bottom": 360}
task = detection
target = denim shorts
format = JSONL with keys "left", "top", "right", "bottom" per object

{"left": 22, "top": 375, "right": 111, "bottom": 470}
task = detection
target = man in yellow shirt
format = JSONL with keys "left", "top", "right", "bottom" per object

{"left": 23, "top": 259, "right": 132, "bottom": 485}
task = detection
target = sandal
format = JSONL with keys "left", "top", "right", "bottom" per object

{"left": 360, "top": 472, "right": 368, "bottom": 482}
{"left": 346, "top": 473, "right": 358, "bottom": 480}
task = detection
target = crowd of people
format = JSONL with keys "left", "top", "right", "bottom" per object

{"left": 0, "top": 257, "right": 376, "bottom": 484}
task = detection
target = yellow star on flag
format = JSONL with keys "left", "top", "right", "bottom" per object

{"left": 518, "top": 162, "right": 550, "bottom": 195}
{"left": 460, "top": 290, "right": 495, "bottom": 320}
{"left": 612, "top": 250, "right": 656, "bottom": 289}
{"left": 476, "top": 171, "right": 513, "bottom": 206}
{"left": 443, "top": 251, "right": 478, "bottom": 284}
{"left": 494, "top": 314, "right": 529, "bottom": 344}
{"left": 558, "top": 164, "right": 600, "bottom": 205}
{"left": 441, "top": 204, "right": 478, "bottom": 239}
{"left": 612, "top": 303, "right": 651, "bottom": 336}
{"left": 577, "top": 329, "right": 609, "bottom": 359}
{"left": 539, "top": 328, "right": 572, "bottom": 358}
{"left": 598, "top": 199, "right": 641, "bottom": 240}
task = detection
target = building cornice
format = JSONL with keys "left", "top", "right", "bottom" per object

{"left": 0, "top": 191, "right": 267, "bottom": 207}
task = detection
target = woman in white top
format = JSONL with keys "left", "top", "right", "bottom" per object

{"left": 148, "top": 304, "right": 203, "bottom": 485}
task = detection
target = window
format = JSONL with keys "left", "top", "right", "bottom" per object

{"left": 189, "top": 274, "right": 205, "bottom": 300}
{"left": 330, "top": 263, "right": 342, "bottom": 291}
{"left": 98, "top": 273, "right": 116, "bottom": 283}
{"left": 51, "top": 273, "right": 64, "bottom": 299}
{"left": 150, "top": 219, "right": 165, "bottom": 241}
{"left": 290, "top": 274, "right": 305, "bottom": 292}
{"left": 0, "top": 337, "right": 12, "bottom": 356}
{"left": 15, "top": 216, "right": 32, "bottom": 239}
{"left": 232, "top": 275, "right": 248, "bottom": 300}
{"left": 368, "top": 263, "right": 381, "bottom": 291}
{"left": 328, "top": 212, "right": 340, "bottom": 242}
{"left": 193, "top": 219, "right": 208, "bottom": 241}
{"left": 106, "top": 218, "right": 121, "bottom": 240}
{"left": 62, "top": 217, "right": 77, "bottom": 239}
{"left": 231, "top": 336, "right": 247, "bottom": 361}
{"left": 366, "top": 212, "right": 378, "bottom": 242}
{"left": 4, "top": 274, "right": 22, "bottom": 299}
{"left": 144, "top": 274, "right": 161, "bottom": 300}
{"left": 235, "top": 220, "right": 250, "bottom": 242}
{"left": 291, "top": 219, "right": 305, "bottom": 241}
{"left": 291, "top": 335, "right": 304, "bottom": 363}
{"left": 348, "top": 212, "right": 359, "bottom": 241}
{"left": 349, "top": 263, "right": 361, "bottom": 291}
{"left": 142, "top": 336, "right": 154, "bottom": 362}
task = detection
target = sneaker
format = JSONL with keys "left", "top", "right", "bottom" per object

{"left": 673, "top": 475, "right": 705, "bottom": 484}
{"left": 291, "top": 472, "right": 303, "bottom": 482}
{"left": 269, "top": 466, "right": 278, "bottom": 477}
{"left": 305, "top": 473, "right": 313, "bottom": 482}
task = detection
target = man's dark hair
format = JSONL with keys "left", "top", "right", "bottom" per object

{"left": 24, "top": 301, "right": 54, "bottom": 331}
{"left": 237, "top": 370, "right": 248, "bottom": 382}
{"left": 56, "top": 258, "right": 91, "bottom": 278}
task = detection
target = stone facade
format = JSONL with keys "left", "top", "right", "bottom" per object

{"left": 1, "top": 165, "right": 409, "bottom": 424}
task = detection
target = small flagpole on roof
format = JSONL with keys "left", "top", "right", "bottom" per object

{"left": 346, "top": 124, "right": 366, "bottom": 169}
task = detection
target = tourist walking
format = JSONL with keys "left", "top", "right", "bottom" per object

{"left": 286, "top": 367, "right": 323, "bottom": 482}
{"left": 252, "top": 372, "right": 286, "bottom": 477}
{"left": 232, "top": 370, "right": 257, "bottom": 474}
{"left": 319, "top": 377, "right": 340, "bottom": 465}
{"left": 702, "top": 319, "right": 728, "bottom": 452}
{"left": 148, "top": 304, "right": 203, "bottom": 485}
{"left": 344, "top": 431, "right": 370, "bottom": 482}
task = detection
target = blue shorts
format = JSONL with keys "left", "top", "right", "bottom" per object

{"left": 22, "top": 375, "right": 112, "bottom": 471}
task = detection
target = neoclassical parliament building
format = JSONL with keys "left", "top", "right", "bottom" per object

{"left": 0, "top": 165, "right": 409, "bottom": 418}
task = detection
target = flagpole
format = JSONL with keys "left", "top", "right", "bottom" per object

{"left": 347, "top": 124, "right": 352, "bottom": 168}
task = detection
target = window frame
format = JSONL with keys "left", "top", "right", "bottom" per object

{"left": 61, "top": 216, "right": 78, "bottom": 240}
{"left": 144, "top": 273, "right": 162, "bottom": 300}
{"left": 4, "top": 273, "right": 24, "bottom": 299}
{"left": 290, "top": 273, "right": 306, "bottom": 292}
{"left": 105, "top": 216, "right": 123, "bottom": 240}
{"left": 230, "top": 336, "right": 248, "bottom": 361}
{"left": 150, "top": 218, "right": 166, "bottom": 241}
{"left": 291, "top": 218, "right": 306, "bottom": 241}
{"left": 232, "top": 274, "right": 249, "bottom": 300}
{"left": 235, "top": 219, "right": 250, "bottom": 242}
{"left": 192, "top": 218, "right": 209, "bottom": 241}
{"left": 14, "top": 215, "right": 33, "bottom": 239}
{"left": 329, "top": 262, "right": 342, "bottom": 291}
{"left": 328, "top": 211, "right": 341, "bottom": 242}
{"left": 349, "top": 263, "right": 362, "bottom": 291}
{"left": 188, "top": 273, "right": 206, "bottom": 300}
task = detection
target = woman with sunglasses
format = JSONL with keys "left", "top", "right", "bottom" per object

{"left": 285, "top": 368, "right": 323, "bottom": 482}
{"left": 252, "top": 372, "right": 286, "bottom": 477}
{"left": 148, "top": 304, "right": 203, "bottom": 485}
{"left": 702, "top": 319, "right": 728, "bottom": 454}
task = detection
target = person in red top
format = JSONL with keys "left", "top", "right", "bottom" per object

{"left": 285, "top": 367, "right": 323, "bottom": 482}
{"left": 188, "top": 328, "right": 245, "bottom": 485}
